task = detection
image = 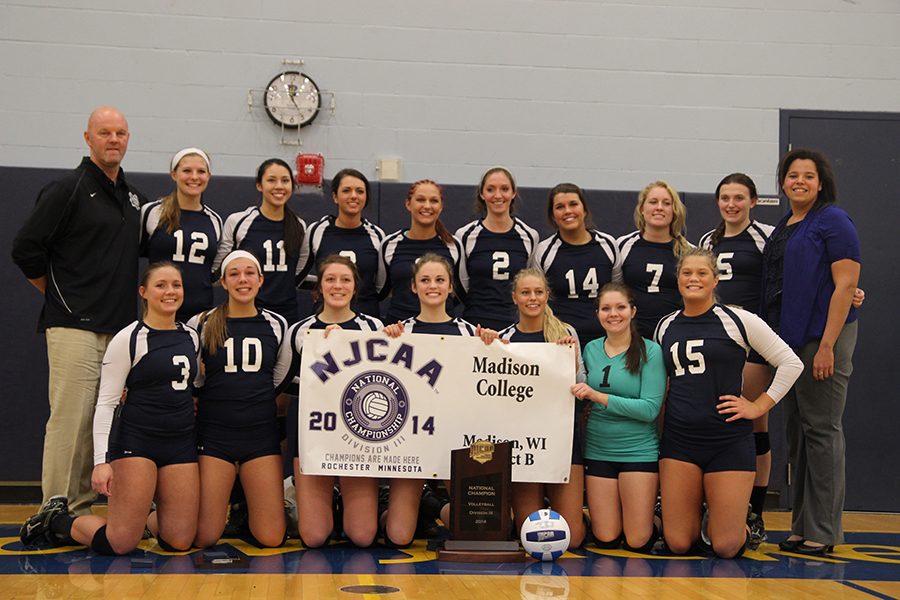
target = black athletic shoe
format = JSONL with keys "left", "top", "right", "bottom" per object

{"left": 20, "top": 496, "right": 70, "bottom": 547}
{"left": 747, "top": 511, "right": 767, "bottom": 550}
{"left": 332, "top": 485, "right": 344, "bottom": 540}
{"left": 416, "top": 485, "right": 449, "bottom": 538}
{"left": 696, "top": 503, "right": 713, "bottom": 555}
{"left": 223, "top": 501, "right": 249, "bottom": 537}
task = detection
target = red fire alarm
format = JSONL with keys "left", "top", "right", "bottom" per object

{"left": 295, "top": 153, "right": 325, "bottom": 187}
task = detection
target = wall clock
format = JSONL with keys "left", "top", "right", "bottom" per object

{"left": 263, "top": 71, "right": 321, "bottom": 129}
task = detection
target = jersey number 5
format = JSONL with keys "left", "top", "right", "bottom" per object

{"left": 716, "top": 252, "right": 734, "bottom": 281}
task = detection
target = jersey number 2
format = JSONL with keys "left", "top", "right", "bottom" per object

{"left": 492, "top": 251, "right": 510, "bottom": 281}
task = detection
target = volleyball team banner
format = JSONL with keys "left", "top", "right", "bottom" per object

{"left": 298, "top": 329, "right": 576, "bottom": 483}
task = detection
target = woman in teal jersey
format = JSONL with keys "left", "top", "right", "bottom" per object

{"left": 571, "top": 282, "right": 667, "bottom": 552}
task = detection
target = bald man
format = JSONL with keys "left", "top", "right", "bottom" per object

{"left": 13, "top": 106, "right": 146, "bottom": 522}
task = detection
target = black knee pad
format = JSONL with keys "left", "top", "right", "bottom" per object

{"left": 90, "top": 525, "right": 117, "bottom": 556}
{"left": 247, "top": 531, "right": 287, "bottom": 549}
{"left": 754, "top": 432, "right": 771, "bottom": 456}
{"left": 730, "top": 531, "right": 751, "bottom": 559}
{"left": 593, "top": 533, "right": 623, "bottom": 549}
{"left": 297, "top": 533, "right": 325, "bottom": 550}
{"left": 349, "top": 535, "right": 374, "bottom": 550}
{"left": 156, "top": 534, "right": 190, "bottom": 553}
{"left": 382, "top": 532, "right": 412, "bottom": 549}
{"left": 623, "top": 525, "right": 659, "bottom": 554}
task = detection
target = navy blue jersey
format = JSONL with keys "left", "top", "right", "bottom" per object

{"left": 189, "top": 309, "right": 292, "bottom": 430}
{"left": 615, "top": 232, "right": 683, "bottom": 339}
{"left": 534, "top": 230, "right": 618, "bottom": 346}
{"left": 656, "top": 305, "right": 801, "bottom": 445}
{"left": 456, "top": 218, "right": 539, "bottom": 329}
{"left": 698, "top": 221, "right": 774, "bottom": 313}
{"left": 498, "top": 324, "right": 585, "bottom": 380}
{"left": 300, "top": 216, "right": 386, "bottom": 317}
{"left": 380, "top": 231, "right": 467, "bottom": 324}
{"left": 400, "top": 317, "right": 476, "bottom": 336}
{"left": 498, "top": 326, "right": 546, "bottom": 344}
{"left": 215, "top": 206, "right": 309, "bottom": 322}
{"left": 140, "top": 201, "right": 223, "bottom": 320}
{"left": 656, "top": 305, "right": 752, "bottom": 443}
{"left": 93, "top": 320, "right": 200, "bottom": 464}
{"left": 285, "top": 312, "right": 384, "bottom": 379}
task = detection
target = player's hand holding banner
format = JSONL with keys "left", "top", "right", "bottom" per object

{"left": 298, "top": 329, "right": 576, "bottom": 483}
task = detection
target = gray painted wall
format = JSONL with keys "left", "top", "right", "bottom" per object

{"left": 3, "top": 1, "right": 900, "bottom": 194}
{"left": 2, "top": 1, "right": 898, "bottom": 489}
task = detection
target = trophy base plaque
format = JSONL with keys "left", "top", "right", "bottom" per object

{"left": 437, "top": 540, "right": 524, "bottom": 563}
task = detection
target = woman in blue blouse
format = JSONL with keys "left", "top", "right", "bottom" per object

{"left": 762, "top": 149, "right": 861, "bottom": 556}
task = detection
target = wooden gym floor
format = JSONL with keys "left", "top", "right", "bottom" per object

{"left": 1, "top": 506, "right": 899, "bottom": 599}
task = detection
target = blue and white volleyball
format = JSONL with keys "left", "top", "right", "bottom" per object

{"left": 520, "top": 509, "right": 570, "bottom": 561}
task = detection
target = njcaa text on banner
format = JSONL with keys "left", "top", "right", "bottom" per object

{"left": 298, "top": 329, "right": 576, "bottom": 483}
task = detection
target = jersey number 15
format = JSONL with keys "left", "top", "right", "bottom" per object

{"left": 669, "top": 340, "right": 706, "bottom": 376}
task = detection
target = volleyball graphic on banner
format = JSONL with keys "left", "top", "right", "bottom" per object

{"left": 362, "top": 390, "right": 390, "bottom": 420}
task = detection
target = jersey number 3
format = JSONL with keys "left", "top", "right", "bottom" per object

{"left": 172, "top": 355, "right": 191, "bottom": 390}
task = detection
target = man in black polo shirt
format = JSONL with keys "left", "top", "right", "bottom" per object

{"left": 12, "top": 106, "right": 144, "bottom": 523}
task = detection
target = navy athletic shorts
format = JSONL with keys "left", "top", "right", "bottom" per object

{"left": 584, "top": 459, "right": 659, "bottom": 478}
{"left": 107, "top": 421, "right": 197, "bottom": 467}
{"left": 197, "top": 420, "right": 281, "bottom": 464}
{"left": 659, "top": 431, "right": 755, "bottom": 472}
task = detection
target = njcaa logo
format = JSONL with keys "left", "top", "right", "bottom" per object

{"left": 341, "top": 370, "right": 409, "bottom": 442}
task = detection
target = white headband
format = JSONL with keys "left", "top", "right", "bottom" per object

{"left": 170, "top": 147, "right": 211, "bottom": 172}
{"left": 220, "top": 250, "right": 261, "bottom": 275}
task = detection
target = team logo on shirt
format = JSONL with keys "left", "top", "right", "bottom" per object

{"left": 340, "top": 370, "right": 410, "bottom": 442}
{"left": 129, "top": 192, "right": 141, "bottom": 210}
